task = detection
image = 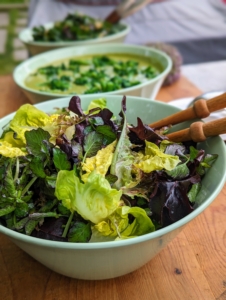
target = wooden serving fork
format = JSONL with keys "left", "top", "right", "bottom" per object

{"left": 149, "top": 92, "right": 226, "bottom": 142}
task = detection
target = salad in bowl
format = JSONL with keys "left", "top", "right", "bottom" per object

{"left": 0, "top": 95, "right": 218, "bottom": 243}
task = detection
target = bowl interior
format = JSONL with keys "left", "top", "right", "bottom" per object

{"left": 0, "top": 95, "right": 225, "bottom": 248}
{"left": 13, "top": 43, "right": 172, "bottom": 99}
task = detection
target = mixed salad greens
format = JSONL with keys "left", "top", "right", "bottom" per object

{"left": 32, "top": 13, "right": 126, "bottom": 42}
{"left": 0, "top": 96, "right": 218, "bottom": 243}
{"left": 25, "top": 55, "right": 159, "bottom": 95}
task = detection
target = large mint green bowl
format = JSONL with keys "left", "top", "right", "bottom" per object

{"left": 13, "top": 44, "right": 172, "bottom": 104}
{"left": 0, "top": 95, "right": 225, "bottom": 280}
{"left": 19, "top": 22, "right": 130, "bottom": 56}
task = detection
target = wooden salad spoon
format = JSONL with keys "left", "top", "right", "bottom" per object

{"left": 149, "top": 92, "right": 226, "bottom": 142}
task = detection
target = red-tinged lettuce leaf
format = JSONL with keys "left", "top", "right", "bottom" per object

{"left": 130, "top": 117, "right": 167, "bottom": 143}
{"left": 31, "top": 217, "right": 68, "bottom": 241}
{"left": 68, "top": 96, "right": 84, "bottom": 116}
{"left": 74, "top": 123, "right": 87, "bottom": 145}
{"left": 149, "top": 178, "right": 200, "bottom": 227}
{"left": 93, "top": 108, "right": 119, "bottom": 131}
{"left": 191, "top": 148, "right": 205, "bottom": 162}
{"left": 56, "top": 135, "right": 83, "bottom": 162}
{"left": 68, "top": 95, "right": 101, "bottom": 117}
{"left": 119, "top": 95, "right": 127, "bottom": 118}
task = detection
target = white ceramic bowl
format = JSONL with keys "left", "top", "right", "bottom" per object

{"left": 13, "top": 44, "right": 172, "bottom": 104}
{"left": 19, "top": 22, "right": 130, "bottom": 56}
{"left": 0, "top": 95, "right": 225, "bottom": 280}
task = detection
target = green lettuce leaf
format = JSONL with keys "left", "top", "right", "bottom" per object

{"left": 87, "top": 98, "right": 107, "bottom": 111}
{"left": 10, "top": 104, "right": 53, "bottom": 143}
{"left": 134, "top": 141, "right": 180, "bottom": 173}
{"left": 110, "top": 108, "right": 138, "bottom": 189}
{"left": 55, "top": 170, "right": 122, "bottom": 224}
{"left": 90, "top": 206, "right": 155, "bottom": 242}
{"left": 81, "top": 140, "right": 116, "bottom": 182}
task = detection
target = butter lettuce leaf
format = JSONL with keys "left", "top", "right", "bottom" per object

{"left": 81, "top": 140, "right": 116, "bottom": 182}
{"left": 55, "top": 170, "right": 122, "bottom": 224}
{"left": 10, "top": 104, "right": 54, "bottom": 143}
{"left": 0, "top": 141, "right": 26, "bottom": 157}
{"left": 87, "top": 98, "right": 107, "bottom": 111}
{"left": 90, "top": 206, "right": 155, "bottom": 242}
{"left": 134, "top": 141, "right": 180, "bottom": 173}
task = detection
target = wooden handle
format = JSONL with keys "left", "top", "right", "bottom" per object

{"left": 105, "top": 0, "right": 151, "bottom": 23}
{"left": 149, "top": 92, "right": 226, "bottom": 129}
{"left": 105, "top": 11, "right": 121, "bottom": 23}
{"left": 105, "top": 0, "right": 135, "bottom": 23}
{"left": 166, "top": 118, "right": 226, "bottom": 142}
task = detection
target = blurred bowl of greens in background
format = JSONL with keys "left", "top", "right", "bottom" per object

{"left": 19, "top": 13, "right": 130, "bottom": 56}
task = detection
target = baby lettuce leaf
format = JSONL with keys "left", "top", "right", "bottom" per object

{"left": 83, "top": 131, "right": 103, "bottom": 159}
{"left": 166, "top": 160, "right": 190, "bottom": 180}
{"left": 29, "top": 156, "right": 46, "bottom": 178}
{"left": 25, "top": 128, "right": 52, "bottom": 158}
{"left": 68, "top": 221, "right": 91, "bottom": 242}
{"left": 53, "top": 147, "right": 71, "bottom": 171}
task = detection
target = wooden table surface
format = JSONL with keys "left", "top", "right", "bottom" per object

{"left": 0, "top": 75, "right": 226, "bottom": 300}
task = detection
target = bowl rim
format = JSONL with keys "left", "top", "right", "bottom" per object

{"left": 19, "top": 21, "right": 131, "bottom": 47}
{"left": 13, "top": 43, "right": 173, "bottom": 97}
{"left": 0, "top": 95, "right": 225, "bottom": 249}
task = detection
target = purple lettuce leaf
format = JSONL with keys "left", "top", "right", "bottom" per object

{"left": 68, "top": 96, "right": 84, "bottom": 116}
{"left": 130, "top": 117, "right": 167, "bottom": 144}
{"left": 31, "top": 217, "right": 68, "bottom": 242}
{"left": 149, "top": 174, "right": 201, "bottom": 227}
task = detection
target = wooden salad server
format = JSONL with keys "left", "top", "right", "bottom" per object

{"left": 105, "top": 0, "right": 153, "bottom": 23}
{"left": 149, "top": 92, "right": 226, "bottom": 129}
{"left": 149, "top": 92, "right": 226, "bottom": 142}
{"left": 165, "top": 118, "right": 226, "bottom": 142}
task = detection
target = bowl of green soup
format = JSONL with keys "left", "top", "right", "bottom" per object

{"left": 19, "top": 13, "right": 130, "bottom": 56}
{"left": 13, "top": 43, "right": 172, "bottom": 104}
